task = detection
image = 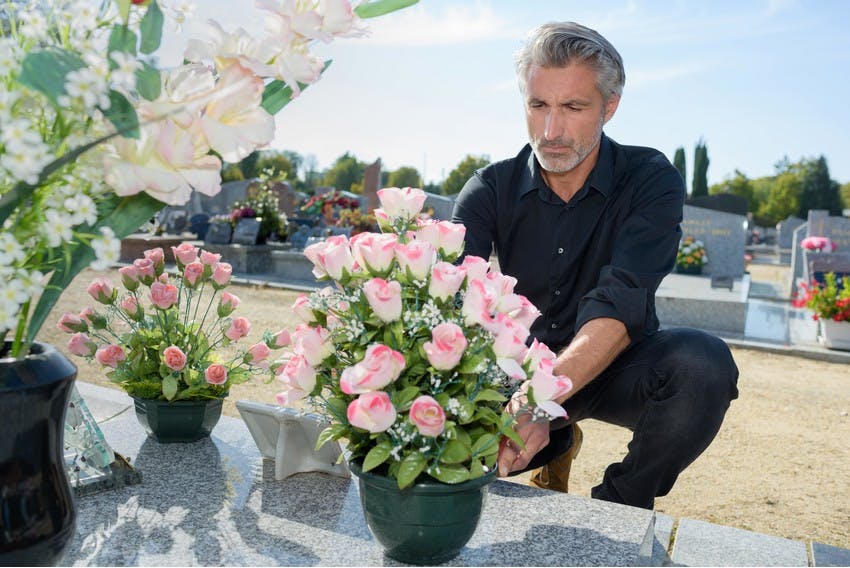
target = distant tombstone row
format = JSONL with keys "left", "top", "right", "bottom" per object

{"left": 788, "top": 210, "right": 850, "bottom": 296}
{"left": 776, "top": 215, "right": 805, "bottom": 250}
{"left": 680, "top": 205, "right": 747, "bottom": 278}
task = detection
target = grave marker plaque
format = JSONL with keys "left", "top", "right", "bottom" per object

{"left": 232, "top": 218, "right": 262, "bottom": 245}
{"left": 205, "top": 222, "right": 232, "bottom": 245}
{"left": 680, "top": 205, "right": 747, "bottom": 278}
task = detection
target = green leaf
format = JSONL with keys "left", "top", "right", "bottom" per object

{"left": 103, "top": 90, "right": 139, "bottom": 139}
{"left": 354, "top": 0, "right": 419, "bottom": 19}
{"left": 391, "top": 385, "right": 420, "bottom": 412}
{"left": 471, "top": 433, "right": 500, "bottom": 457}
{"left": 139, "top": 1, "right": 164, "bottom": 54}
{"left": 261, "top": 61, "right": 332, "bottom": 114}
{"left": 136, "top": 62, "right": 161, "bottom": 100}
{"left": 115, "top": 0, "right": 131, "bottom": 22}
{"left": 439, "top": 439, "right": 471, "bottom": 464}
{"left": 18, "top": 48, "right": 85, "bottom": 105}
{"left": 324, "top": 397, "right": 348, "bottom": 422}
{"left": 469, "top": 458, "right": 485, "bottom": 480}
{"left": 315, "top": 423, "right": 346, "bottom": 450}
{"left": 108, "top": 24, "right": 138, "bottom": 56}
{"left": 396, "top": 452, "right": 426, "bottom": 489}
{"left": 162, "top": 374, "right": 178, "bottom": 400}
{"left": 362, "top": 439, "right": 392, "bottom": 472}
{"left": 430, "top": 463, "right": 470, "bottom": 484}
{"left": 458, "top": 355, "right": 485, "bottom": 374}
{"left": 474, "top": 406, "right": 501, "bottom": 425}
{"left": 471, "top": 389, "right": 507, "bottom": 403}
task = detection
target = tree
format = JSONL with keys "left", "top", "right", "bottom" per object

{"left": 756, "top": 170, "right": 800, "bottom": 225}
{"left": 840, "top": 182, "right": 850, "bottom": 211}
{"left": 239, "top": 150, "right": 261, "bottom": 179}
{"left": 709, "top": 170, "right": 755, "bottom": 210}
{"left": 673, "top": 147, "right": 686, "bottom": 186}
{"left": 692, "top": 139, "right": 709, "bottom": 197}
{"left": 442, "top": 154, "right": 490, "bottom": 196}
{"left": 322, "top": 152, "right": 365, "bottom": 193}
{"left": 388, "top": 166, "right": 421, "bottom": 188}
{"left": 301, "top": 153, "right": 320, "bottom": 191}
{"left": 256, "top": 151, "right": 296, "bottom": 182}
{"left": 796, "top": 156, "right": 842, "bottom": 217}
{"left": 221, "top": 163, "right": 245, "bottom": 183}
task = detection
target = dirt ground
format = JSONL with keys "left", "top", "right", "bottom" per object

{"left": 40, "top": 266, "right": 850, "bottom": 549}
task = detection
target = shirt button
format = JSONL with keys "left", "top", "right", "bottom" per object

{"left": 551, "top": 322, "right": 559, "bottom": 329}
{"left": 557, "top": 247, "right": 565, "bottom": 254}
{"left": 554, "top": 290, "right": 561, "bottom": 296}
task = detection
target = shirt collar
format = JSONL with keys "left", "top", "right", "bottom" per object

{"left": 520, "top": 134, "right": 614, "bottom": 199}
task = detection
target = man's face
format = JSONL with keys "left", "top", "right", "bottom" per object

{"left": 524, "top": 63, "right": 618, "bottom": 174}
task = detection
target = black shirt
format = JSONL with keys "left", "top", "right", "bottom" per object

{"left": 451, "top": 134, "right": 685, "bottom": 352}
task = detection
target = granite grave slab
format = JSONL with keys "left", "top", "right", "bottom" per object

{"left": 680, "top": 205, "right": 747, "bottom": 278}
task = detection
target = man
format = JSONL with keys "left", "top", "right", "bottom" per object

{"left": 451, "top": 22, "right": 739, "bottom": 510}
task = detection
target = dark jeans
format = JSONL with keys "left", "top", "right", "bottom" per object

{"left": 519, "top": 327, "right": 739, "bottom": 509}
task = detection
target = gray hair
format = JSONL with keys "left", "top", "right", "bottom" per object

{"left": 516, "top": 22, "right": 625, "bottom": 102}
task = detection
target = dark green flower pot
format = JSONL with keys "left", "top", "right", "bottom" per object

{"left": 349, "top": 461, "right": 497, "bottom": 565}
{"left": 675, "top": 263, "right": 703, "bottom": 275}
{"left": 131, "top": 396, "right": 224, "bottom": 443}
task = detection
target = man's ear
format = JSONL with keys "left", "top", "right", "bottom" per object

{"left": 603, "top": 94, "right": 620, "bottom": 124}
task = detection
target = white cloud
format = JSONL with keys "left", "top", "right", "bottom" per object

{"left": 357, "top": 1, "right": 522, "bottom": 46}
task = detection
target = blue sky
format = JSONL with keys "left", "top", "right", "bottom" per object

{"left": 161, "top": 0, "right": 850, "bottom": 188}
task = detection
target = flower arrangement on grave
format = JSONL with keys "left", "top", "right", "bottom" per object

{"left": 800, "top": 236, "right": 837, "bottom": 253}
{"left": 228, "top": 187, "right": 289, "bottom": 243}
{"left": 57, "top": 245, "right": 291, "bottom": 401}
{"left": 273, "top": 187, "right": 573, "bottom": 489}
{"left": 0, "top": 0, "right": 417, "bottom": 360}
{"left": 336, "top": 208, "right": 378, "bottom": 236}
{"left": 792, "top": 272, "right": 850, "bottom": 322}
{"left": 676, "top": 235, "right": 708, "bottom": 270}
{"left": 300, "top": 190, "right": 360, "bottom": 224}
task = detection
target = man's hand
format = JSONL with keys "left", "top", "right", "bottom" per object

{"left": 497, "top": 390, "right": 549, "bottom": 476}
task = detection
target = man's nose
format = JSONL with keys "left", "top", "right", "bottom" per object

{"left": 543, "top": 110, "right": 565, "bottom": 141}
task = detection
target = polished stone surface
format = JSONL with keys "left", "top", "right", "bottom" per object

{"left": 812, "top": 541, "right": 850, "bottom": 567}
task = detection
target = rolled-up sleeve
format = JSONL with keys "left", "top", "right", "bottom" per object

{"left": 574, "top": 163, "right": 685, "bottom": 342}
{"left": 452, "top": 172, "right": 497, "bottom": 261}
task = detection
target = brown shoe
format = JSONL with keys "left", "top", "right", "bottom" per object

{"left": 529, "top": 423, "right": 583, "bottom": 493}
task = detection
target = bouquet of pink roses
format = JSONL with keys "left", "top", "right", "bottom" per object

{"left": 58, "top": 245, "right": 290, "bottom": 401}
{"left": 273, "top": 187, "right": 573, "bottom": 489}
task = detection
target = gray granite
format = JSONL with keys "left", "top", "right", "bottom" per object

{"left": 203, "top": 243, "right": 273, "bottom": 274}
{"left": 812, "top": 541, "right": 850, "bottom": 567}
{"left": 650, "top": 513, "right": 675, "bottom": 567}
{"left": 681, "top": 205, "right": 747, "bottom": 278}
{"left": 64, "top": 382, "right": 656, "bottom": 567}
{"left": 670, "top": 518, "right": 808, "bottom": 567}
{"left": 270, "top": 249, "right": 320, "bottom": 286}
{"left": 790, "top": 222, "right": 809, "bottom": 297}
{"left": 655, "top": 273, "right": 749, "bottom": 335}
{"left": 424, "top": 192, "right": 455, "bottom": 221}
{"left": 777, "top": 216, "right": 805, "bottom": 250}
{"left": 808, "top": 209, "right": 850, "bottom": 251}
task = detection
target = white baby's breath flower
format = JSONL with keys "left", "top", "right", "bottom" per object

{"left": 90, "top": 227, "right": 120, "bottom": 270}
{"left": 0, "top": 91, "right": 20, "bottom": 121}
{"left": 0, "top": 38, "right": 17, "bottom": 76}
{"left": 0, "top": 302, "right": 20, "bottom": 331}
{"left": 1, "top": 277, "right": 28, "bottom": 307}
{"left": 1, "top": 118, "right": 43, "bottom": 148}
{"left": 43, "top": 209, "right": 75, "bottom": 248}
{"left": 19, "top": 11, "right": 48, "bottom": 40}
{"left": 168, "top": 0, "right": 196, "bottom": 32}
{"left": 1, "top": 143, "right": 51, "bottom": 185}
{"left": 17, "top": 269, "right": 45, "bottom": 297}
{"left": 71, "top": 3, "right": 98, "bottom": 31}
{"left": 64, "top": 67, "right": 111, "bottom": 112}
{"left": 0, "top": 233, "right": 25, "bottom": 265}
{"left": 64, "top": 194, "right": 98, "bottom": 226}
{"left": 109, "top": 51, "right": 140, "bottom": 92}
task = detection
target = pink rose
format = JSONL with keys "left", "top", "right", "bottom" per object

{"left": 460, "top": 255, "right": 490, "bottom": 283}
{"left": 362, "top": 278, "right": 402, "bottom": 322}
{"left": 200, "top": 250, "right": 222, "bottom": 265}
{"left": 395, "top": 241, "right": 436, "bottom": 281}
{"left": 319, "top": 0, "right": 356, "bottom": 36}
{"left": 95, "top": 344, "right": 126, "bottom": 369}
{"left": 205, "top": 363, "right": 228, "bottom": 385}
{"left": 225, "top": 316, "right": 251, "bottom": 341}
{"left": 183, "top": 261, "right": 205, "bottom": 287}
{"left": 491, "top": 313, "right": 530, "bottom": 360}
{"left": 292, "top": 324, "right": 333, "bottom": 366}
{"left": 339, "top": 344, "right": 405, "bottom": 394}
{"left": 143, "top": 247, "right": 165, "bottom": 265}
{"left": 120, "top": 296, "right": 143, "bottom": 319}
{"left": 268, "top": 329, "right": 291, "bottom": 349}
{"left": 350, "top": 232, "right": 398, "bottom": 274}
{"left": 171, "top": 243, "right": 199, "bottom": 267}
{"left": 416, "top": 220, "right": 466, "bottom": 259}
{"left": 423, "top": 322, "right": 467, "bottom": 371}
{"left": 373, "top": 208, "right": 391, "bottom": 231}
{"left": 79, "top": 307, "right": 95, "bottom": 324}
{"left": 801, "top": 236, "right": 836, "bottom": 252}
{"left": 511, "top": 295, "right": 542, "bottom": 330}
{"left": 211, "top": 262, "right": 232, "bottom": 288}
{"left": 376, "top": 187, "right": 426, "bottom": 222}
{"left": 149, "top": 281, "right": 178, "bottom": 309}
{"left": 246, "top": 342, "right": 271, "bottom": 367}
{"left": 292, "top": 294, "right": 316, "bottom": 323}
{"left": 429, "top": 262, "right": 466, "bottom": 303}
{"left": 163, "top": 345, "right": 187, "bottom": 371}
{"left": 524, "top": 339, "right": 557, "bottom": 370}
{"left": 118, "top": 265, "right": 140, "bottom": 291}
{"left": 218, "top": 291, "right": 241, "bottom": 317}
{"left": 57, "top": 312, "right": 86, "bottom": 333}
{"left": 409, "top": 395, "right": 446, "bottom": 437}
{"left": 462, "top": 278, "right": 498, "bottom": 329}
{"left": 67, "top": 333, "right": 96, "bottom": 357}
{"left": 274, "top": 354, "right": 316, "bottom": 405}
{"left": 306, "top": 235, "right": 356, "bottom": 281}
{"left": 347, "top": 391, "right": 396, "bottom": 433}
{"left": 530, "top": 359, "right": 573, "bottom": 419}
{"left": 86, "top": 278, "right": 115, "bottom": 305}
{"left": 304, "top": 240, "right": 329, "bottom": 279}
{"left": 132, "top": 258, "right": 156, "bottom": 285}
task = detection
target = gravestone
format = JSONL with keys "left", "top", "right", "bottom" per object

{"left": 789, "top": 222, "right": 808, "bottom": 297}
{"left": 807, "top": 252, "right": 850, "bottom": 285}
{"left": 270, "top": 181, "right": 297, "bottom": 217}
{"left": 680, "top": 205, "right": 747, "bottom": 278}
{"left": 162, "top": 208, "right": 188, "bottom": 235}
{"left": 189, "top": 213, "right": 210, "bottom": 240}
{"left": 362, "top": 158, "right": 382, "bottom": 212}
{"left": 776, "top": 216, "right": 805, "bottom": 250}
{"left": 423, "top": 192, "right": 456, "bottom": 220}
{"left": 807, "top": 210, "right": 850, "bottom": 251}
{"left": 187, "top": 179, "right": 250, "bottom": 217}
{"left": 232, "top": 218, "right": 262, "bottom": 245}
{"left": 686, "top": 193, "right": 748, "bottom": 216}
{"left": 205, "top": 222, "right": 232, "bottom": 245}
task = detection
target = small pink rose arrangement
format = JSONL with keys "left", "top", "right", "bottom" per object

{"left": 801, "top": 236, "right": 837, "bottom": 253}
{"left": 273, "top": 187, "right": 573, "bottom": 489}
{"left": 58, "top": 246, "right": 290, "bottom": 401}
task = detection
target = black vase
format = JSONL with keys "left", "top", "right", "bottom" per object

{"left": 0, "top": 341, "right": 77, "bottom": 566}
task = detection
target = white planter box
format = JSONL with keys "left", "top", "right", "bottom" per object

{"left": 819, "top": 320, "right": 850, "bottom": 351}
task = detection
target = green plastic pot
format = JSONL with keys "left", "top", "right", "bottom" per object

{"left": 131, "top": 396, "right": 224, "bottom": 443}
{"left": 349, "top": 461, "right": 497, "bottom": 565}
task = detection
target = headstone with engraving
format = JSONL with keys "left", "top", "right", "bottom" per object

{"left": 776, "top": 216, "right": 805, "bottom": 250}
{"left": 807, "top": 210, "right": 850, "bottom": 251}
{"left": 205, "top": 222, "right": 233, "bottom": 245}
{"left": 423, "top": 192, "right": 455, "bottom": 220}
{"left": 362, "top": 158, "right": 382, "bottom": 212}
{"left": 232, "top": 218, "right": 262, "bottom": 245}
{"left": 680, "top": 205, "right": 747, "bottom": 278}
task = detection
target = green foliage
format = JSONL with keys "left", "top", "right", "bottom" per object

{"left": 793, "top": 272, "right": 850, "bottom": 322}
{"left": 239, "top": 151, "right": 262, "bottom": 180}
{"left": 387, "top": 166, "right": 421, "bottom": 188}
{"left": 355, "top": 0, "right": 419, "bottom": 19}
{"left": 676, "top": 235, "right": 707, "bottom": 269}
{"left": 443, "top": 154, "right": 490, "bottom": 196}
{"left": 756, "top": 169, "right": 800, "bottom": 225}
{"left": 692, "top": 139, "right": 709, "bottom": 197}
{"left": 256, "top": 151, "right": 297, "bottom": 182}
{"left": 796, "top": 156, "right": 842, "bottom": 217}
{"left": 840, "top": 182, "right": 850, "bottom": 210}
{"left": 709, "top": 169, "right": 755, "bottom": 210}
{"left": 673, "top": 147, "right": 686, "bottom": 185}
{"left": 221, "top": 163, "right": 245, "bottom": 182}
{"left": 323, "top": 152, "right": 365, "bottom": 193}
